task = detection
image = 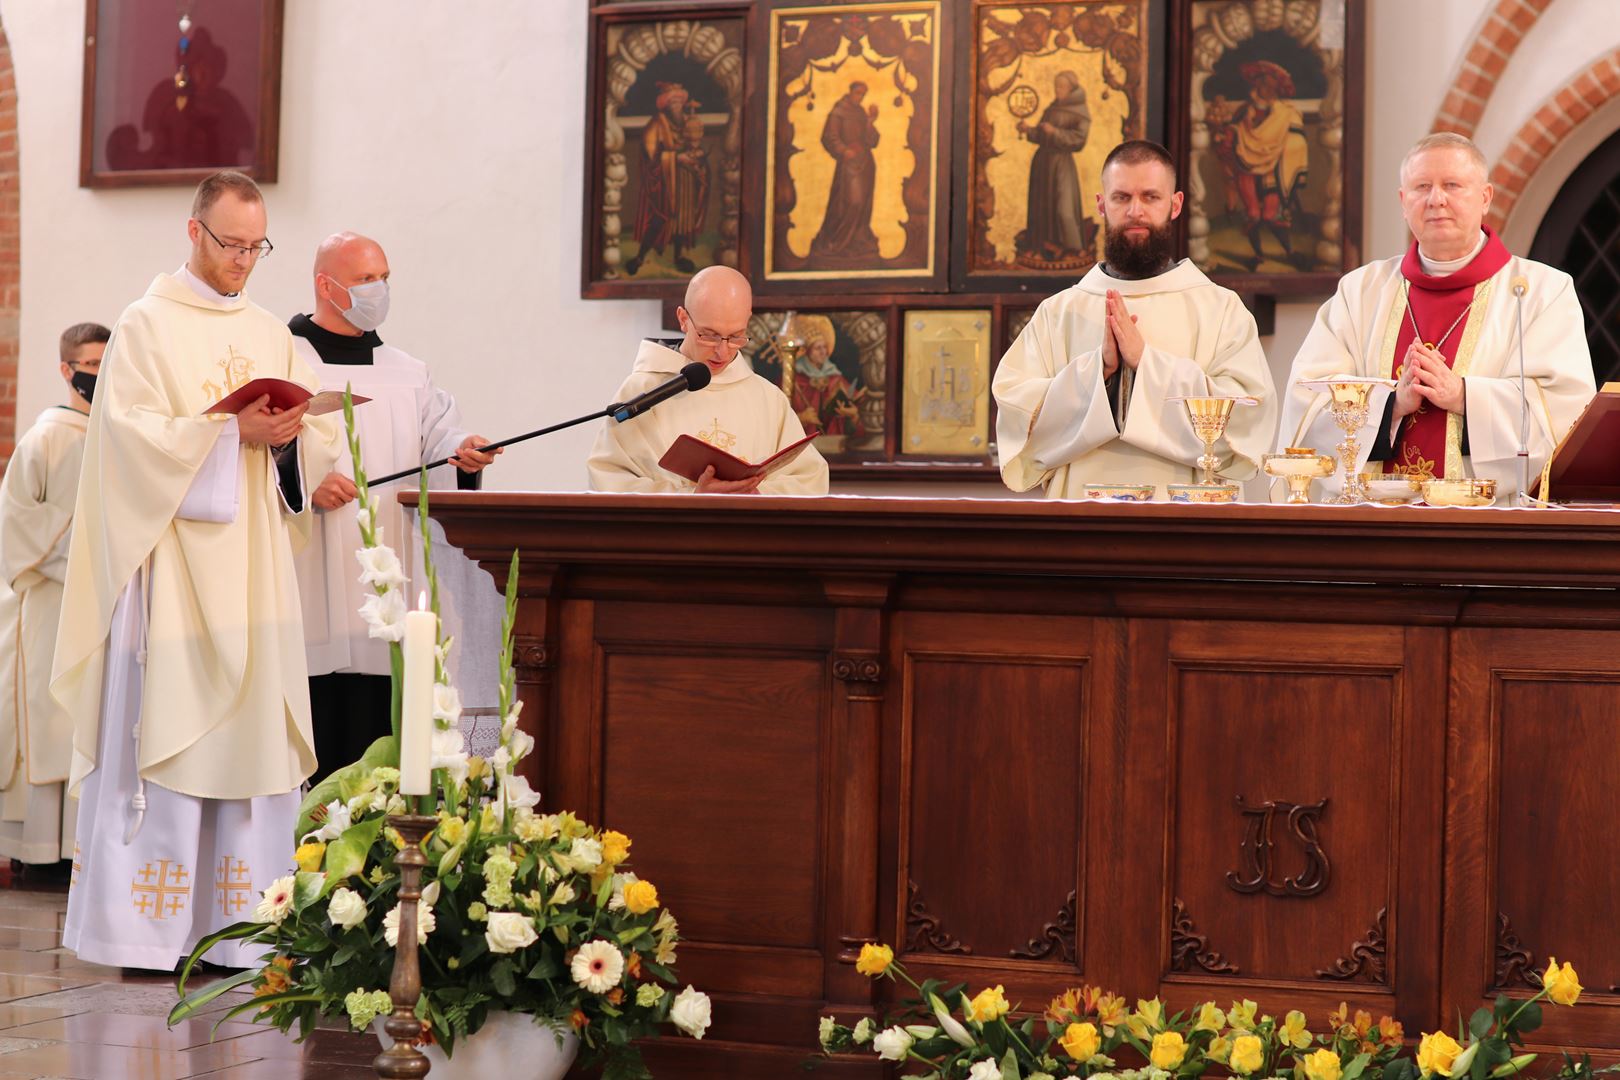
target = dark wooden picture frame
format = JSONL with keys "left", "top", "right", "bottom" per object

{"left": 1167, "top": 0, "right": 1365, "bottom": 297}
{"left": 80, "top": 0, "right": 283, "bottom": 188}
{"left": 581, "top": 0, "right": 752, "bottom": 300}
{"left": 951, "top": 0, "right": 1167, "bottom": 294}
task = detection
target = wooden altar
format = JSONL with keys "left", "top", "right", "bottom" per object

{"left": 416, "top": 493, "right": 1620, "bottom": 1078}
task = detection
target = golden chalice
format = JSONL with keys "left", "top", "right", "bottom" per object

{"left": 1262, "top": 447, "right": 1336, "bottom": 504}
{"left": 1168, "top": 395, "right": 1257, "bottom": 503}
{"left": 1296, "top": 377, "right": 1398, "bottom": 504}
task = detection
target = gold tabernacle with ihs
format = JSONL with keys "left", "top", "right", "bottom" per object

{"left": 901, "top": 309, "right": 993, "bottom": 456}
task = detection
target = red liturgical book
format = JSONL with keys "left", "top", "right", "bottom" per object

{"left": 658, "top": 432, "right": 817, "bottom": 483}
{"left": 201, "top": 377, "right": 369, "bottom": 417}
{"left": 1534, "top": 382, "right": 1620, "bottom": 503}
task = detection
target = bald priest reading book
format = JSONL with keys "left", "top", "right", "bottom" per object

{"left": 588, "top": 267, "right": 829, "bottom": 495}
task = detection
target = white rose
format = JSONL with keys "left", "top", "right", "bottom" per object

{"left": 670, "top": 985, "right": 712, "bottom": 1040}
{"left": 355, "top": 544, "right": 407, "bottom": 591}
{"left": 327, "top": 887, "right": 367, "bottom": 930}
{"left": 968, "top": 1060, "right": 1003, "bottom": 1080}
{"left": 359, "top": 589, "right": 407, "bottom": 643}
{"left": 432, "top": 682, "right": 462, "bottom": 727}
{"left": 568, "top": 837, "right": 602, "bottom": 870}
{"left": 852, "top": 1017, "right": 875, "bottom": 1045}
{"left": 383, "top": 901, "right": 435, "bottom": 946}
{"left": 570, "top": 938, "right": 625, "bottom": 993}
{"left": 484, "top": 911, "right": 539, "bottom": 955}
{"left": 872, "top": 1025, "right": 914, "bottom": 1061}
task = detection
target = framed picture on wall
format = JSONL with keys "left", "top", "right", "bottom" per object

{"left": 761, "top": 1, "right": 951, "bottom": 292}
{"left": 954, "top": 0, "right": 1165, "bottom": 292}
{"left": 582, "top": 5, "right": 749, "bottom": 299}
{"left": 1169, "top": 0, "right": 1364, "bottom": 295}
{"left": 747, "top": 308, "right": 890, "bottom": 460}
{"left": 79, "top": 0, "right": 283, "bottom": 188}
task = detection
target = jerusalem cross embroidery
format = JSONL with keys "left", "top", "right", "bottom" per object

{"left": 216, "top": 856, "right": 253, "bottom": 917}
{"left": 70, "top": 843, "right": 81, "bottom": 888}
{"left": 131, "top": 859, "right": 191, "bottom": 921}
{"left": 696, "top": 417, "right": 737, "bottom": 452}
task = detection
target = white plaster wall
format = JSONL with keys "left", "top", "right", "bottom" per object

{"left": 0, "top": 0, "right": 1578, "bottom": 497}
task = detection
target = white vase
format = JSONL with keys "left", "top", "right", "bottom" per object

{"left": 374, "top": 1009, "right": 580, "bottom": 1079}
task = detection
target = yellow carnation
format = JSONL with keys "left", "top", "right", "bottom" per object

{"left": 1150, "top": 1030, "right": 1187, "bottom": 1070}
{"left": 1417, "top": 1031, "right": 1464, "bottom": 1076}
{"left": 1305, "top": 1048, "right": 1343, "bottom": 1080}
{"left": 1060, "top": 1021, "right": 1101, "bottom": 1062}
{"left": 854, "top": 942, "right": 893, "bottom": 977}
{"left": 968, "top": 985, "right": 1010, "bottom": 1023}
{"left": 601, "top": 830, "right": 631, "bottom": 866}
{"left": 623, "top": 879, "right": 659, "bottom": 915}
{"left": 1230, "top": 1034, "right": 1264, "bottom": 1075}
{"left": 293, "top": 842, "right": 325, "bottom": 873}
{"left": 1542, "top": 957, "right": 1582, "bottom": 1006}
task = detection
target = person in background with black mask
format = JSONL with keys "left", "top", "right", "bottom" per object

{"left": 287, "top": 232, "right": 499, "bottom": 783}
{"left": 0, "top": 322, "right": 107, "bottom": 875}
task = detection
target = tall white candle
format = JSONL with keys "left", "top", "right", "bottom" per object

{"left": 399, "top": 592, "right": 435, "bottom": 797}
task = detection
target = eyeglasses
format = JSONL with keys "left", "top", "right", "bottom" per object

{"left": 196, "top": 218, "right": 274, "bottom": 260}
{"left": 692, "top": 327, "right": 752, "bottom": 349}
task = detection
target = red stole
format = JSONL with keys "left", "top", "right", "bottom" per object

{"left": 1386, "top": 227, "right": 1511, "bottom": 477}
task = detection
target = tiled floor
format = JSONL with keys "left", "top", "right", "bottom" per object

{"left": 0, "top": 870, "right": 380, "bottom": 1078}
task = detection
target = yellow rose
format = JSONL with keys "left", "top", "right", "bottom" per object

{"left": 1228, "top": 999, "right": 1258, "bottom": 1031}
{"left": 1417, "top": 1031, "right": 1464, "bottom": 1076}
{"left": 623, "top": 879, "right": 659, "bottom": 915}
{"left": 854, "top": 942, "right": 893, "bottom": 977}
{"left": 1305, "top": 1048, "right": 1343, "bottom": 1080}
{"left": 601, "top": 830, "right": 632, "bottom": 866}
{"left": 1150, "top": 1030, "right": 1188, "bottom": 1070}
{"left": 1542, "top": 957, "right": 1582, "bottom": 1006}
{"left": 293, "top": 842, "right": 326, "bottom": 874}
{"left": 1194, "top": 1001, "right": 1226, "bottom": 1033}
{"left": 1230, "top": 1034, "right": 1264, "bottom": 1075}
{"left": 1279, "top": 1009, "right": 1312, "bottom": 1049}
{"left": 968, "top": 985, "right": 1010, "bottom": 1023}
{"left": 1061, "top": 1021, "right": 1101, "bottom": 1061}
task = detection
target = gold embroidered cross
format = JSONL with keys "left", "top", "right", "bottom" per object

{"left": 216, "top": 856, "right": 253, "bottom": 916}
{"left": 130, "top": 859, "right": 190, "bottom": 921}
{"left": 696, "top": 418, "right": 737, "bottom": 452}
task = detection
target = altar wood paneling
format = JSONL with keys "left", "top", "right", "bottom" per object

{"left": 585, "top": 599, "right": 833, "bottom": 1006}
{"left": 1446, "top": 630, "right": 1620, "bottom": 1053}
{"left": 1121, "top": 621, "right": 1445, "bottom": 1028}
{"left": 885, "top": 611, "right": 1126, "bottom": 1003}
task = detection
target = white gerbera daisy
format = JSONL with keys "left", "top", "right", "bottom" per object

{"left": 569, "top": 939, "right": 625, "bottom": 994}
{"left": 255, "top": 875, "right": 296, "bottom": 924}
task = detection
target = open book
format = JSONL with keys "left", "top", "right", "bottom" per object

{"left": 201, "top": 377, "right": 370, "bottom": 417}
{"left": 658, "top": 432, "right": 817, "bottom": 484}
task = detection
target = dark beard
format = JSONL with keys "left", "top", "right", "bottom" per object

{"left": 1103, "top": 220, "right": 1175, "bottom": 279}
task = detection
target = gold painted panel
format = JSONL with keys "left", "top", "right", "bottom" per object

{"left": 902, "top": 309, "right": 993, "bottom": 457}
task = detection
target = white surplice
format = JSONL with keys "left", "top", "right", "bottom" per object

{"left": 993, "top": 260, "right": 1278, "bottom": 498}
{"left": 586, "top": 340, "right": 830, "bottom": 495}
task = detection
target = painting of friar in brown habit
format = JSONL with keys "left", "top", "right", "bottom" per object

{"left": 766, "top": 3, "right": 942, "bottom": 283}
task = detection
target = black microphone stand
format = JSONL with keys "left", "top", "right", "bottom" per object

{"left": 367, "top": 407, "right": 611, "bottom": 487}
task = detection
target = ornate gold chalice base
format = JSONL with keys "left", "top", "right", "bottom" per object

{"left": 1262, "top": 447, "right": 1336, "bottom": 504}
{"left": 374, "top": 813, "right": 437, "bottom": 1079}
{"left": 1296, "top": 378, "right": 1398, "bottom": 505}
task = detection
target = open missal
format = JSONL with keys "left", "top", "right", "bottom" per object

{"left": 201, "top": 377, "right": 369, "bottom": 417}
{"left": 658, "top": 432, "right": 817, "bottom": 484}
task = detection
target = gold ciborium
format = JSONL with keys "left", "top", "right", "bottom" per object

{"left": 1262, "top": 447, "right": 1336, "bottom": 504}
{"left": 1296, "top": 377, "right": 1398, "bottom": 504}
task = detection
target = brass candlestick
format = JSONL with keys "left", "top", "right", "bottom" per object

{"left": 374, "top": 813, "right": 437, "bottom": 1079}
{"left": 1297, "top": 378, "right": 1396, "bottom": 505}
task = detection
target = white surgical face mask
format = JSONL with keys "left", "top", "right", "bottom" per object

{"left": 337, "top": 278, "right": 390, "bottom": 332}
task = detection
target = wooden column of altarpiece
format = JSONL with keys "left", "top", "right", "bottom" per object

{"left": 415, "top": 491, "right": 1620, "bottom": 1080}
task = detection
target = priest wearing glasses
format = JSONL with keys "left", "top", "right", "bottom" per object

{"left": 1278, "top": 132, "right": 1595, "bottom": 491}
{"left": 587, "top": 266, "right": 829, "bottom": 495}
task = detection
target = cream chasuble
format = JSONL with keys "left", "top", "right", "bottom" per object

{"left": 587, "top": 340, "right": 830, "bottom": 495}
{"left": 1278, "top": 246, "right": 1596, "bottom": 495}
{"left": 53, "top": 273, "right": 340, "bottom": 799}
{"left": 993, "top": 260, "right": 1278, "bottom": 498}
{"left": 0, "top": 407, "right": 87, "bottom": 862}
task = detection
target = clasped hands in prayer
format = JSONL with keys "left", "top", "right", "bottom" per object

{"left": 1101, "top": 289, "right": 1143, "bottom": 380}
{"left": 1393, "top": 341, "right": 1466, "bottom": 419}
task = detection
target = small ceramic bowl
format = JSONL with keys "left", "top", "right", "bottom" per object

{"left": 1082, "top": 483, "right": 1156, "bottom": 501}
{"left": 1359, "top": 473, "right": 1424, "bottom": 505}
{"left": 1421, "top": 477, "right": 1497, "bottom": 507}
{"left": 1168, "top": 483, "right": 1240, "bottom": 504}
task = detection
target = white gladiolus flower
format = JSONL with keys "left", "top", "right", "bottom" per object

{"left": 430, "top": 727, "right": 469, "bottom": 787}
{"left": 355, "top": 494, "right": 381, "bottom": 534}
{"left": 304, "top": 799, "right": 351, "bottom": 844}
{"left": 670, "top": 985, "right": 712, "bottom": 1040}
{"left": 484, "top": 911, "right": 539, "bottom": 954}
{"left": 569, "top": 939, "right": 625, "bottom": 993}
{"left": 435, "top": 637, "right": 454, "bottom": 665}
{"left": 355, "top": 544, "right": 407, "bottom": 591}
{"left": 382, "top": 901, "right": 435, "bottom": 946}
{"left": 255, "top": 875, "right": 296, "bottom": 924}
{"left": 507, "top": 728, "right": 535, "bottom": 762}
{"left": 490, "top": 745, "right": 511, "bottom": 773}
{"left": 327, "top": 887, "right": 367, "bottom": 929}
{"left": 501, "top": 701, "right": 523, "bottom": 739}
{"left": 359, "top": 589, "right": 408, "bottom": 642}
{"left": 500, "top": 773, "right": 540, "bottom": 813}
{"left": 872, "top": 1025, "right": 914, "bottom": 1061}
{"left": 968, "top": 1060, "right": 1003, "bottom": 1080}
{"left": 432, "top": 682, "right": 462, "bottom": 727}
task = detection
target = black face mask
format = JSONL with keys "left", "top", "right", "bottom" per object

{"left": 70, "top": 369, "right": 97, "bottom": 405}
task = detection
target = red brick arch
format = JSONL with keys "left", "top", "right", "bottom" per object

{"left": 1431, "top": 0, "right": 1555, "bottom": 137}
{"left": 0, "top": 25, "right": 17, "bottom": 468}
{"left": 1485, "top": 47, "right": 1620, "bottom": 229}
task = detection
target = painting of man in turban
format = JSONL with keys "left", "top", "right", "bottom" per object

{"left": 626, "top": 81, "right": 711, "bottom": 276}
